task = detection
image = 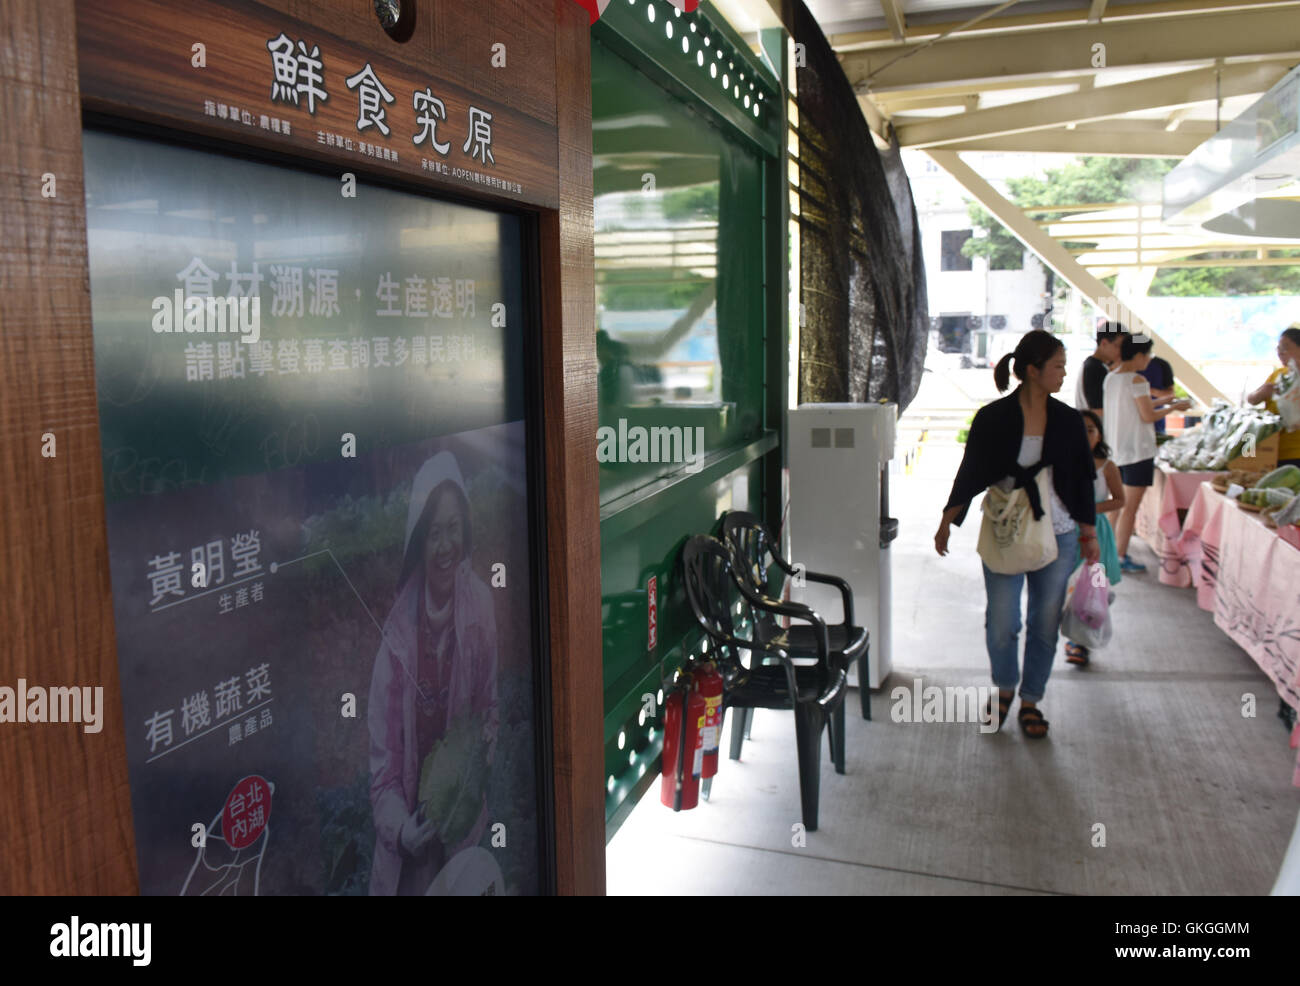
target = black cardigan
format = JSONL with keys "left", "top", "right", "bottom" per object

{"left": 945, "top": 386, "right": 1097, "bottom": 528}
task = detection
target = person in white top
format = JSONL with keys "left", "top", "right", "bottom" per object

{"left": 1102, "top": 334, "right": 1191, "bottom": 572}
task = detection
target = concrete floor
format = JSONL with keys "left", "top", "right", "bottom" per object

{"left": 606, "top": 368, "right": 1300, "bottom": 895}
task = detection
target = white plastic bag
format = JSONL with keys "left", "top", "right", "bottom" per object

{"left": 1061, "top": 571, "right": 1115, "bottom": 651}
{"left": 1072, "top": 562, "right": 1110, "bottom": 630}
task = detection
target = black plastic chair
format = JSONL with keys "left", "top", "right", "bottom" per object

{"left": 722, "top": 510, "right": 871, "bottom": 740}
{"left": 680, "top": 534, "right": 847, "bottom": 832}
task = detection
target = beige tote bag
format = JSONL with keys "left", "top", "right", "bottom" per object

{"left": 977, "top": 469, "right": 1060, "bottom": 575}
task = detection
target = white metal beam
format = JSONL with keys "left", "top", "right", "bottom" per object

{"left": 1088, "top": 0, "right": 1109, "bottom": 22}
{"left": 867, "top": 73, "right": 1100, "bottom": 102}
{"left": 1092, "top": 255, "right": 1300, "bottom": 267}
{"left": 829, "top": 0, "right": 1300, "bottom": 50}
{"left": 925, "top": 149, "right": 1226, "bottom": 404}
{"left": 922, "top": 129, "right": 1206, "bottom": 155}
{"left": 880, "top": 0, "right": 907, "bottom": 43}
{"left": 894, "top": 61, "right": 1289, "bottom": 147}
{"left": 1117, "top": 266, "right": 1159, "bottom": 304}
{"left": 843, "top": 5, "right": 1300, "bottom": 91}
{"left": 873, "top": 92, "right": 981, "bottom": 112}
{"left": 856, "top": 94, "right": 896, "bottom": 150}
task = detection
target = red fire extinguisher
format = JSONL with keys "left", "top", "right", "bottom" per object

{"left": 660, "top": 674, "right": 705, "bottom": 811}
{"left": 696, "top": 661, "right": 724, "bottom": 779}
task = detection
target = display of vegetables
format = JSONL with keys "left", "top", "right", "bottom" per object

{"left": 1238, "top": 487, "right": 1295, "bottom": 508}
{"left": 1240, "top": 463, "right": 1300, "bottom": 519}
{"left": 1255, "top": 464, "right": 1300, "bottom": 491}
{"left": 1158, "top": 400, "right": 1282, "bottom": 471}
{"left": 418, "top": 710, "right": 491, "bottom": 848}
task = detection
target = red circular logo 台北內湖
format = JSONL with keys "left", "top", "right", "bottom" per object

{"left": 221, "top": 774, "right": 273, "bottom": 850}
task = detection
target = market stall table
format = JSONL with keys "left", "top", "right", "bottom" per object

{"left": 1175, "top": 482, "right": 1300, "bottom": 784}
{"left": 1133, "top": 463, "right": 1221, "bottom": 588}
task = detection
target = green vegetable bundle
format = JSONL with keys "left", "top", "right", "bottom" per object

{"left": 418, "top": 710, "right": 491, "bottom": 848}
{"left": 1254, "top": 465, "right": 1300, "bottom": 492}
{"left": 1240, "top": 487, "right": 1295, "bottom": 508}
{"left": 1158, "top": 400, "right": 1281, "bottom": 472}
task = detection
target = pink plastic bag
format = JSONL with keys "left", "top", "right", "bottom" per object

{"left": 1072, "top": 563, "right": 1109, "bottom": 631}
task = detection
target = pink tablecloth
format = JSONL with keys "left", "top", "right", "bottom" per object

{"left": 1175, "top": 482, "right": 1300, "bottom": 784}
{"left": 1133, "top": 466, "right": 1221, "bottom": 587}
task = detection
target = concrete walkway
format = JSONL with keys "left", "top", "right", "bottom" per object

{"left": 606, "top": 368, "right": 1300, "bottom": 895}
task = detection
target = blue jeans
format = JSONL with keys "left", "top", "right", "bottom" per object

{"left": 981, "top": 529, "right": 1079, "bottom": 703}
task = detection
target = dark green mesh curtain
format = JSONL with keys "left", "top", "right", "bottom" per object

{"left": 795, "top": 2, "right": 928, "bottom": 413}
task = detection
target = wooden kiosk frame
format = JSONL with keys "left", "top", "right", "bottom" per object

{"left": 0, "top": 0, "right": 604, "bottom": 895}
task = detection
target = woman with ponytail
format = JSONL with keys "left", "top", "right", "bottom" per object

{"left": 934, "top": 330, "right": 1100, "bottom": 739}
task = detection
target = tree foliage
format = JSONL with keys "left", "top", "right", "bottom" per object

{"left": 599, "top": 182, "right": 719, "bottom": 311}
{"left": 961, "top": 156, "right": 1300, "bottom": 295}
{"left": 1147, "top": 250, "right": 1300, "bottom": 296}
{"left": 662, "top": 182, "right": 719, "bottom": 222}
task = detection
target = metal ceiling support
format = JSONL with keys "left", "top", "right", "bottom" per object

{"left": 1022, "top": 198, "right": 1170, "bottom": 212}
{"left": 925, "top": 149, "right": 1227, "bottom": 405}
{"left": 1088, "top": 0, "right": 1109, "bottom": 22}
{"left": 880, "top": 0, "right": 907, "bottom": 43}
{"left": 828, "top": 0, "right": 1300, "bottom": 51}
{"left": 857, "top": 0, "right": 1022, "bottom": 89}
{"left": 1117, "top": 266, "right": 1159, "bottom": 304}
{"left": 894, "top": 61, "right": 1291, "bottom": 147}
{"left": 922, "top": 130, "right": 1204, "bottom": 155}
{"left": 1069, "top": 244, "right": 1272, "bottom": 255}
{"left": 842, "top": 5, "right": 1300, "bottom": 91}
{"left": 874, "top": 92, "right": 985, "bottom": 111}
{"left": 1092, "top": 255, "right": 1300, "bottom": 267}
{"left": 869, "top": 73, "right": 1099, "bottom": 102}
{"left": 855, "top": 95, "right": 896, "bottom": 150}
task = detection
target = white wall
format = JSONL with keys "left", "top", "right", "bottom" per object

{"left": 916, "top": 204, "right": 1049, "bottom": 343}
{"left": 906, "top": 151, "right": 1065, "bottom": 347}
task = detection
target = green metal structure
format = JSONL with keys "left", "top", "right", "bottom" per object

{"left": 592, "top": 0, "right": 790, "bottom": 832}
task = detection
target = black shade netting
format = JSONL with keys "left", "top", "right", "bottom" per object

{"left": 794, "top": 1, "right": 928, "bottom": 413}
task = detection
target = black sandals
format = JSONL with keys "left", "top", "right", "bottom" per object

{"left": 1018, "top": 705, "right": 1049, "bottom": 739}
{"left": 986, "top": 690, "right": 1013, "bottom": 732}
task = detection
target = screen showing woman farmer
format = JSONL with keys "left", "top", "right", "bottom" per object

{"left": 83, "top": 129, "right": 548, "bottom": 896}
{"left": 369, "top": 451, "right": 501, "bottom": 895}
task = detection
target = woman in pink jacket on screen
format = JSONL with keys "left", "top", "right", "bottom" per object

{"left": 368, "top": 451, "right": 499, "bottom": 896}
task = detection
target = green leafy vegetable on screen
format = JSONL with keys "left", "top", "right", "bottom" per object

{"left": 418, "top": 711, "right": 491, "bottom": 847}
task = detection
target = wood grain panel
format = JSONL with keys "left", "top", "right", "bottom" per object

{"left": 433, "top": 1, "right": 558, "bottom": 128}
{"left": 76, "top": 0, "right": 560, "bottom": 209}
{"left": 544, "top": 0, "right": 605, "bottom": 897}
{"left": 0, "top": 0, "right": 138, "bottom": 894}
{"left": 278, "top": 0, "right": 558, "bottom": 126}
